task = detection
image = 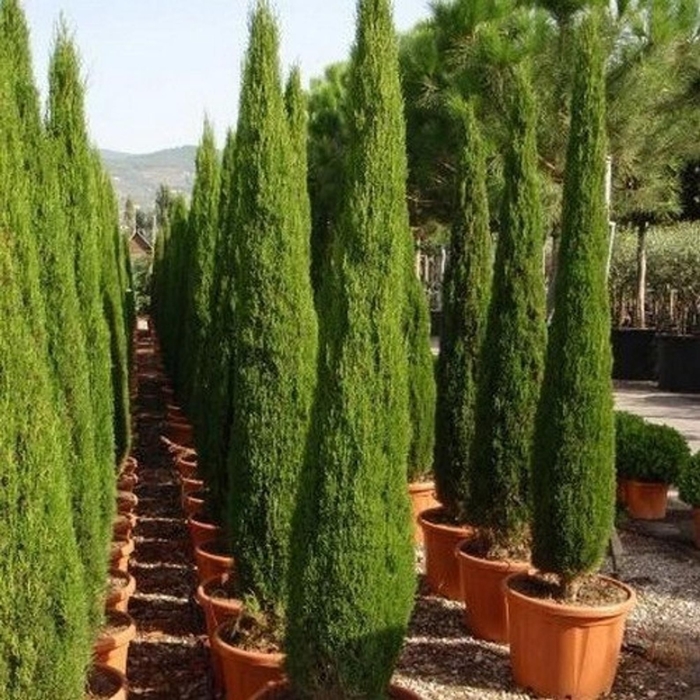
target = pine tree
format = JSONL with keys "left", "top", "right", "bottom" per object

{"left": 0, "top": 37, "right": 90, "bottom": 699}
{"left": 226, "top": 0, "right": 318, "bottom": 609}
{"left": 47, "top": 24, "right": 116, "bottom": 618}
{"left": 531, "top": 12, "right": 614, "bottom": 599}
{"left": 286, "top": 1, "right": 414, "bottom": 696}
{"left": 468, "top": 64, "right": 547, "bottom": 550}
{"left": 433, "top": 102, "right": 492, "bottom": 517}
{"left": 183, "top": 119, "right": 221, "bottom": 412}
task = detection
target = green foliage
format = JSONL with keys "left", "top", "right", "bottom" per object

{"left": 469, "top": 64, "right": 547, "bottom": 549}
{"left": 226, "top": 0, "right": 318, "bottom": 611}
{"left": 679, "top": 451, "right": 700, "bottom": 507}
{"left": 183, "top": 119, "right": 221, "bottom": 411}
{"left": 48, "top": 26, "right": 117, "bottom": 623}
{"left": 531, "top": 13, "right": 615, "bottom": 594}
{"left": 614, "top": 410, "right": 647, "bottom": 480}
{"left": 286, "top": 0, "right": 415, "bottom": 696}
{"left": 433, "top": 102, "right": 492, "bottom": 516}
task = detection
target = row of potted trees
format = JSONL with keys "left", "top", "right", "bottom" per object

{"left": 0, "top": 2, "right": 135, "bottom": 698}
{"left": 152, "top": 1, "right": 428, "bottom": 699}
{"left": 420, "top": 11, "right": 638, "bottom": 699}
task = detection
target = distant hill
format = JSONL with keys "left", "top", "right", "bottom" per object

{"left": 100, "top": 146, "right": 197, "bottom": 210}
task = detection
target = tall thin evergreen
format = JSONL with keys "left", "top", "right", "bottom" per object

{"left": 531, "top": 13, "right": 614, "bottom": 599}
{"left": 468, "top": 65, "right": 547, "bottom": 550}
{"left": 285, "top": 66, "right": 311, "bottom": 238}
{"left": 183, "top": 119, "right": 221, "bottom": 411}
{"left": 227, "top": 1, "right": 318, "bottom": 610}
{"left": 48, "top": 25, "right": 116, "bottom": 610}
{"left": 433, "top": 102, "right": 492, "bottom": 516}
{"left": 0, "top": 46, "right": 90, "bottom": 699}
{"left": 286, "top": 0, "right": 415, "bottom": 696}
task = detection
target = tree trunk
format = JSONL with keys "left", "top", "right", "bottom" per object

{"left": 635, "top": 223, "right": 647, "bottom": 328}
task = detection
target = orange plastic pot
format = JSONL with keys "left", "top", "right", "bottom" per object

{"left": 418, "top": 507, "right": 473, "bottom": 600}
{"left": 176, "top": 456, "right": 199, "bottom": 480}
{"left": 117, "top": 473, "right": 138, "bottom": 492}
{"left": 167, "top": 420, "right": 194, "bottom": 448}
{"left": 106, "top": 569, "right": 136, "bottom": 613}
{"left": 181, "top": 476, "right": 205, "bottom": 505}
{"left": 113, "top": 514, "right": 136, "bottom": 542}
{"left": 408, "top": 481, "right": 440, "bottom": 545}
{"left": 195, "top": 540, "right": 234, "bottom": 585}
{"left": 188, "top": 513, "right": 222, "bottom": 550}
{"left": 93, "top": 610, "right": 136, "bottom": 674}
{"left": 505, "top": 574, "right": 636, "bottom": 700}
{"left": 212, "top": 623, "right": 285, "bottom": 700}
{"left": 625, "top": 480, "right": 668, "bottom": 520}
{"left": 88, "top": 664, "right": 128, "bottom": 700}
{"left": 249, "top": 680, "right": 423, "bottom": 699}
{"left": 117, "top": 490, "right": 138, "bottom": 516}
{"left": 456, "top": 542, "right": 529, "bottom": 644}
{"left": 184, "top": 490, "right": 206, "bottom": 518}
{"left": 693, "top": 508, "right": 700, "bottom": 548}
{"left": 110, "top": 538, "right": 135, "bottom": 573}
{"left": 196, "top": 574, "right": 243, "bottom": 690}
{"left": 121, "top": 456, "right": 138, "bottom": 475}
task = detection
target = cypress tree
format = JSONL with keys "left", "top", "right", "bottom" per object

{"left": 227, "top": 0, "right": 318, "bottom": 610}
{"left": 93, "top": 153, "right": 131, "bottom": 465}
{"left": 0, "top": 53, "right": 90, "bottom": 700}
{"left": 468, "top": 65, "right": 547, "bottom": 551}
{"left": 433, "top": 102, "right": 492, "bottom": 516}
{"left": 1, "top": 0, "right": 108, "bottom": 632}
{"left": 193, "top": 129, "right": 236, "bottom": 523}
{"left": 531, "top": 13, "right": 614, "bottom": 599}
{"left": 183, "top": 119, "right": 221, "bottom": 411}
{"left": 286, "top": 0, "right": 414, "bottom": 696}
{"left": 48, "top": 25, "right": 116, "bottom": 612}
{"left": 285, "top": 66, "right": 311, "bottom": 238}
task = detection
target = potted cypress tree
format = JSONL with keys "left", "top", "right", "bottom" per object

{"left": 274, "top": 0, "right": 418, "bottom": 697}
{"left": 504, "top": 14, "right": 636, "bottom": 699}
{"left": 422, "top": 100, "right": 492, "bottom": 600}
{"left": 456, "top": 63, "right": 547, "bottom": 644}
{"left": 209, "top": 4, "right": 318, "bottom": 698}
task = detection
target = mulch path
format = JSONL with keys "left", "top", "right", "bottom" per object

{"left": 126, "top": 325, "right": 214, "bottom": 699}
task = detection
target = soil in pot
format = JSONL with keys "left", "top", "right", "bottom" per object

{"left": 505, "top": 573, "right": 636, "bottom": 700}
{"left": 195, "top": 538, "right": 235, "bottom": 585}
{"left": 408, "top": 481, "right": 440, "bottom": 545}
{"left": 456, "top": 537, "right": 529, "bottom": 644}
{"left": 419, "top": 507, "right": 474, "bottom": 600}
{"left": 106, "top": 569, "right": 136, "bottom": 613}
{"left": 86, "top": 664, "right": 127, "bottom": 700}
{"left": 249, "top": 680, "right": 423, "bottom": 699}
{"left": 212, "top": 612, "right": 285, "bottom": 700}
{"left": 93, "top": 609, "right": 136, "bottom": 674}
{"left": 626, "top": 480, "right": 668, "bottom": 520}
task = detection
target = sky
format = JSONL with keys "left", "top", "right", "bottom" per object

{"left": 23, "top": 1, "right": 433, "bottom": 154}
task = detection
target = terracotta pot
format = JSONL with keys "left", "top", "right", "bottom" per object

{"left": 184, "top": 490, "right": 207, "bottom": 518}
{"left": 113, "top": 514, "right": 136, "bottom": 541}
{"left": 93, "top": 610, "right": 136, "bottom": 674}
{"left": 626, "top": 480, "right": 668, "bottom": 520}
{"left": 249, "top": 680, "right": 423, "bottom": 699}
{"left": 196, "top": 574, "right": 243, "bottom": 689}
{"left": 188, "top": 513, "right": 222, "bottom": 550}
{"left": 106, "top": 569, "right": 137, "bottom": 613}
{"left": 87, "top": 664, "right": 128, "bottom": 700}
{"left": 456, "top": 542, "right": 529, "bottom": 644}
{"left": 117, "top": 473, "right": 138, "bottom": 493}
{"left": 167, "top": 420, "right": 194, "bottom": 448}
{"left": 117, "top": 491, "right": 138, "bottom": 516}
{"left": 693, "top": 507, "right": 700, "bottom": 548}
{"left": 176, "top": 456, "right": 199, "bottom": 480}
{"left": 212, "top": 623, "right": 285, "bottom": 700}
{"left": 418, "top": 507, "right": 473, "bottom": 600}
{"left": 408, "top": 481, "right": 440, "bottom": 545}
{"left": 121, "top": 456, "right": 138, "bottom": 475}
{"left": 181, "top": 476, "right": 205, "bottom": 505}
{"left": 505, "top": 574, "right": 636, "bottom": 700}
{"left": 110, "top": 538, "right": 135, "bottom": 573}
{"left": 195, "top": 540, "right": 234, "bottom": 585}
{"left": 616, "top": 477, "right": 628, "bottom": 506}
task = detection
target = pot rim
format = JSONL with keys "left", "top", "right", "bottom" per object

{"left": 196, "top": 573, "right": 243, "bottom": 608}
{"left": 95, "top": 611, "right": 137, "bottom": 651}
{"left": 503, "top": 572, "right": 637, "bottom": 620}
{"left": 408, "top": 479, "right": 436, "bottom": 493}
{"left": 195, "top": 540, "right": 234, "bottom": 563}
{"left": 418, "top": 506, "right": 473, "bottom": 536}
{"left": 455, "top": 539, "right": 530, "bottom": 571}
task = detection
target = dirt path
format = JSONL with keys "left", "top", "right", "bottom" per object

{"left": 126, "top": 325, "right": 214, "bottom": 699}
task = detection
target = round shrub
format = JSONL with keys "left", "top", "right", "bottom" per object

{"left": 679, "top": 451, "right": 700, "bottom": 506}
{"left": 636, "top": 422, "right": 690, "bottom": 484}
{"left": 614, "top": 411, "right": 648, "bottom": 480}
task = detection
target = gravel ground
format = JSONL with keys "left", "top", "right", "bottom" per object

{"left": 394, "top": 529, "right": 700, "bottom": 700}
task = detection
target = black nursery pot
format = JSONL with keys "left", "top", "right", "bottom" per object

{"left": 657, "top": 334, "right": 700, "bottom": 393}
{"left": 611, "top": 328, "right": 657, "bottom": 381}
